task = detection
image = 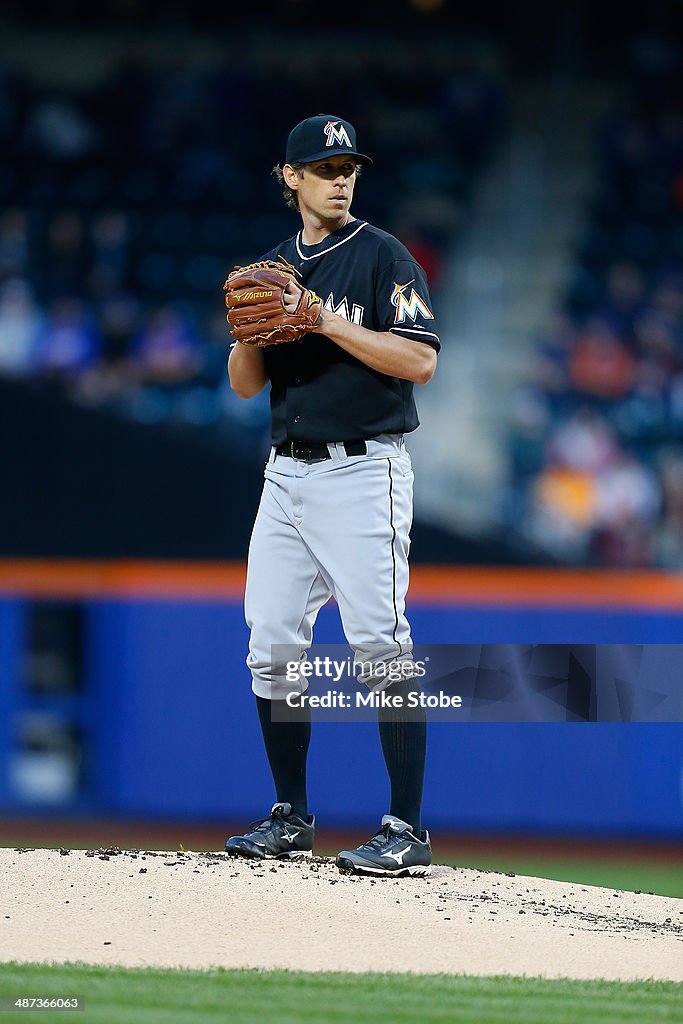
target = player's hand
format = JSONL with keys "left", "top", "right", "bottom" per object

{"left": 283, "top": 279, "right": 303, "bottom": 314}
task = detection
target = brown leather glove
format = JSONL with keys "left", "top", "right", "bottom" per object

{"left": 224, "top": 257, "right": 323, "bottom": 347}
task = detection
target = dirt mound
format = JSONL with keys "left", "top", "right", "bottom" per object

{"left": 2, "top": 848, "right": 681, "bottom": 980}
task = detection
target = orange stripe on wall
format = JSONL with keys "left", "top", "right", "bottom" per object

{"left": 407, "top": 566, "right": 683, "bottom": 608}
{"left": 0, "top": 560, "right": 682, "bottom": 609}
{"left": 0, "top": 560, "right": 247, "bottom": 600}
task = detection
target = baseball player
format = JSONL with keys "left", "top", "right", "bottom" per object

{"left": 224, "top": 114, "right": 440, "bottom": 876}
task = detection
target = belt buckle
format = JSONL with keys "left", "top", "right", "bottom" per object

{"left": 290, "top": 441, "right": 315, "bottom": 461}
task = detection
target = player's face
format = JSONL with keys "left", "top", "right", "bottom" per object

{"left": 293, "top": 156, "right": 358, "bottom": 222}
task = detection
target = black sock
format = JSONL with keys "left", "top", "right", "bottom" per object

{"left": 377, "top": 677, "right": 427, "bottom": 835}
{"left": 256, "top": 694, "right": 311, "bottom": 821}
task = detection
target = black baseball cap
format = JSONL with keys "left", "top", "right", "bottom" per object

{"left": 285, "top": 114, "right": 373, "bottom": 165}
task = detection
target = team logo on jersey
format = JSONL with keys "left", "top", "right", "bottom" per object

{"left": 324, "top": 292, "right": 364, "bottom": 325}
{"left": 391, "top": 281, "right": 434, "bottom": 324}
{"left": 324, "top": 120, "right": 352, "bottom": 149}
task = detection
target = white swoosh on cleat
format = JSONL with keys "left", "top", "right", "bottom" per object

{"left": 385, "top": 845, "right": 412, "bottom": 865}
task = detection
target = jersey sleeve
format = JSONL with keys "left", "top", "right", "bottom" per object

{"left": 376, "top": 256, "right": 441, "bottom": 351}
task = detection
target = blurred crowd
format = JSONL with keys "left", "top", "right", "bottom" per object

{"left": 0, "top": 37, "right": 506, "bottom": 445}
{"left": 506, "top": 34, "right": 683, "bottom": 567}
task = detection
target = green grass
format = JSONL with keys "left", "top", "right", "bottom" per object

{"left": 0, "top": 964, "right": 681, "bottom": 1024}
{"left": 435, "top": 854, "right": 683, "bottom": 899}
{"left": 313, "top": 842, "right": 683, "bottom": 898}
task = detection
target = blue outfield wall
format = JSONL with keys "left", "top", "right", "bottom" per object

{"left": 1, "top": 596, "right": 682, "bottom": 838}
{"left": 89, "top": 600, "right": 683, "bottom": 837}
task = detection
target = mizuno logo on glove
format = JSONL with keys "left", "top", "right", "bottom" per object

{"left": 237, "top": 290, "right": 274, "bottom": 301}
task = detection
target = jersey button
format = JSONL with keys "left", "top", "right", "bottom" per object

{"left": 294, "top": 415, "right": 301, "bottom": 423}
{"left": 293, "top": 377, "right": 301, "bottom": 384}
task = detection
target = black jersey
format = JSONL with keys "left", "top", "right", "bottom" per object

{"left": 257, "top": 219, "right": 440, "bottom": 445}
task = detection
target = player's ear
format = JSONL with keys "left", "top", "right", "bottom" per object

{"left": 282, "top": 163, "right": 301, "bottom": 189}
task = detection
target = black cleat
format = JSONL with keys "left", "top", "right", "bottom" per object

{"left": 335, "top": 814, "right": 432, "bottom": 877}
{"left": 225, "top": 802, "right": 315, "bottom": 860}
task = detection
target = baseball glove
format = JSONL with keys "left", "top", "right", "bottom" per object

{"left": 224, "top": 257, "right": 323, "bottom": 347}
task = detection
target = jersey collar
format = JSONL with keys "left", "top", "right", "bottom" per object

{"left": 296, "top": 220, "right": 367, "bottom": 261}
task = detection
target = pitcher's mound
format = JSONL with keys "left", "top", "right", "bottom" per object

{"left": 2, "top": 848, "right": 681, "bottom": 980}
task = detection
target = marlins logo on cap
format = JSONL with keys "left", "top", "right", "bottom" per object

{"left": 285, "top": 114, "right": 373, "bottom": 165}
{"left": 324, "top": 120, "right": 352, "bottom": 148}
